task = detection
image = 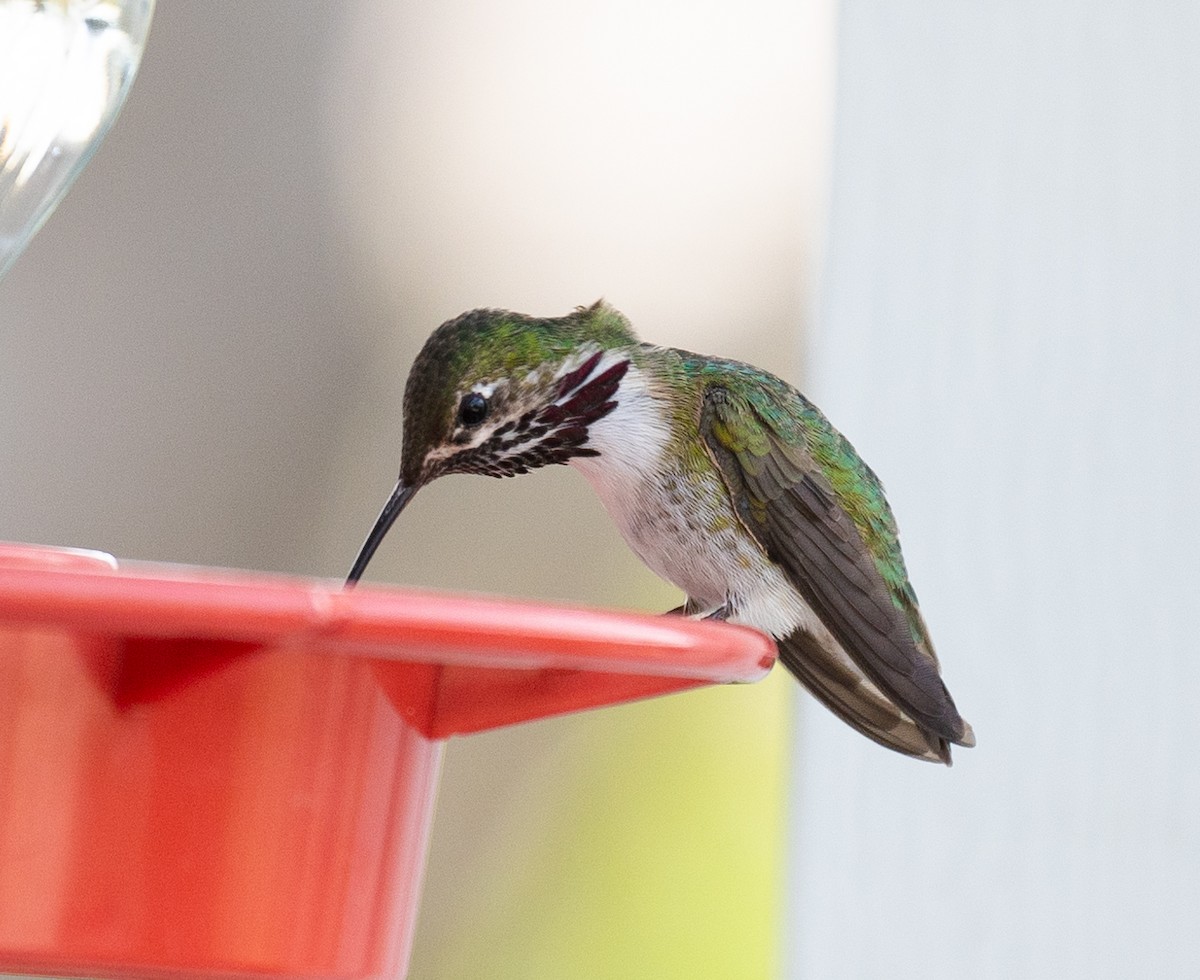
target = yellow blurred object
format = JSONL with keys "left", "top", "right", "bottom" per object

{"left": 421, "top": 668, "right": 792, "bottom": 980}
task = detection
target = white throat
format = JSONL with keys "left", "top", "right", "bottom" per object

{"left": 568, "top": 359, "right": 671, "bottom": 486}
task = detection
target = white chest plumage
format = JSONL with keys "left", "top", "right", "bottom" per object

{"left": 567, "top": 359, "right": 822, "bottom": 642}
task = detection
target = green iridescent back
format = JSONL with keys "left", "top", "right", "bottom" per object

{"left": 673, "top": 352, "right": 931, "bottom": 655}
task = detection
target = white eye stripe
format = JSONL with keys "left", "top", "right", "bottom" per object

{"left": 453, "top": 379, "right": 505, "bottom": 410}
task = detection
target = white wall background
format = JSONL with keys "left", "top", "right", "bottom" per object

{"left": 788, "top": 3, "right": 1200, "bottom": 978}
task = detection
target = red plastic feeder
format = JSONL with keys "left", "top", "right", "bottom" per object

{"left": 0, "top": 542, "right": 774, "bottom": 980}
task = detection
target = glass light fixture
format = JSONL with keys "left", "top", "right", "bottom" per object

{"left": 0, "top": 0, "right": 155, "bottom": 280}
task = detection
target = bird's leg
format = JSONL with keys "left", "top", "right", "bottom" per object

{"left": 663, "top": 598, "right": 731, "bottom": 621}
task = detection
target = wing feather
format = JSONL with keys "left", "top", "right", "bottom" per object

{"left": 700, "top": 381, "right": 973, "bottom": 753}
{"left": 777, "top": 631, "right": 950, "bottom": 764}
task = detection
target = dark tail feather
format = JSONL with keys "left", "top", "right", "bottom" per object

{"left": 778, "top": 630, "right": 965, "bottom": 765}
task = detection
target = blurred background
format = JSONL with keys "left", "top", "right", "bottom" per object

{"left": 3, "top": 1, "right": 1200, "bottom": 978}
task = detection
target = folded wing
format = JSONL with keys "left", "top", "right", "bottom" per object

{"left": 699, "top": 380, "right": 974, "bottom": 761}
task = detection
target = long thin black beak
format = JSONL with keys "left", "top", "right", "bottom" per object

{"left": 345, "top": 480, "right": 419, "bottom": 586}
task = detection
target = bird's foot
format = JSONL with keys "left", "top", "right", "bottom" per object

{"left": 662, "top": 600, "right": 730, "bottom": 621}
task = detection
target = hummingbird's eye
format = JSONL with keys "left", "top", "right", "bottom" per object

{"left": 457, "top": 392, "right": 490, "bottom": 427}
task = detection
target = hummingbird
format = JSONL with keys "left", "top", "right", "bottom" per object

{"left": 347, "top": 301, "right": 975, "bottom": 764}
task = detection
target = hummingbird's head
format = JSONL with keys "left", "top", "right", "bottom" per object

{"left": 346, "top": 301, "right": 637, "bottom": 583}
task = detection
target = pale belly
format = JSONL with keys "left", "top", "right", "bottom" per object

{"left": 570, "top": 451, "right": 823, "bottom": 641}
{"left": 567, "top": 360, "right": 822, "bottom": 640}
{"left": 576, "top": 455, "right": 746, "bottom": 605}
